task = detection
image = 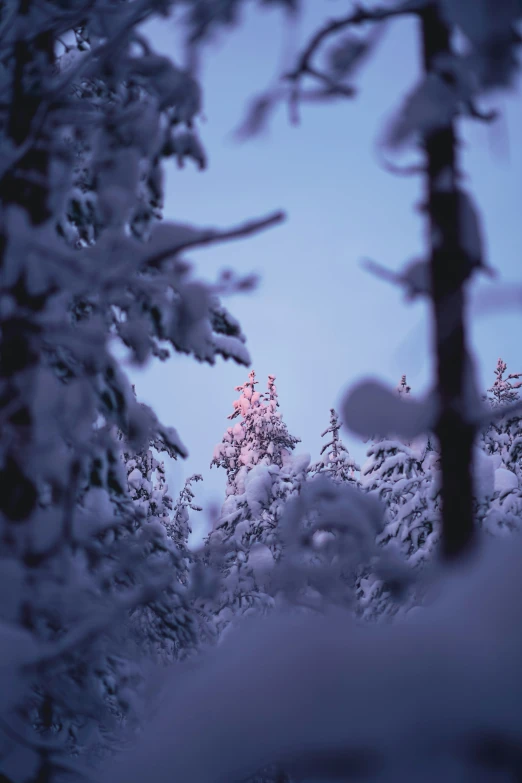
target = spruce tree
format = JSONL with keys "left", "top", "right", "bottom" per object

{"left": 482, "top": 358, "right": 522, "bottom": 477}
{"left": 481, "top": 358, "right": 522, "bottom": 535}
{"left": 207, "top": 373, "right": 303, "bottom": 633}
{"left": 210, "top": 371, "right": 300, "bottom": 536}
{"left": 309, "top": 408, "right": 360, "bottom": 485}
{"left": 168, "top": 474, "right": 203, "bottom": 552}
{"left": 357, "top": 377, "right": 439, "bottom": 618}
{"left": 360, "top": 376, "right": 422, "bottom": 519}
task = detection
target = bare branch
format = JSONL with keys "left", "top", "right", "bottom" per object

{"left": 144, "top": 210, "right": 286, "bottom": 269}
{"left": 361, "top": 257, "right": 401, "bottom": 287}
{"left": 285, "top": 1, "right": 424, "bottom": 84}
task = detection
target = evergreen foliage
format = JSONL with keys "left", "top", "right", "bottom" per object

{"left": 0, "top": 1, "right": 280, "bottom": 779}
{"left": 207, "top": 373, "right": 304, "bottom": 634}
{"left": 309, "top": 408, "right": 360, "bottom": 485}
{"left": 2, "top": 1, "right": 522, "bottom": 782}
{"left": 481, "top": 359, "right": 522, "bottom": 535}
{"left": 482, "top": 358, "right": 522, "bottom": 477}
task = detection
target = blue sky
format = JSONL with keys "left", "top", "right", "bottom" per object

{"left": 133, "top": 3, "right": 522, "bottom": 542}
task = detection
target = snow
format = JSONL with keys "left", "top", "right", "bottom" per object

{"left": 104, "top": 536, "right": 522, "bottom": 783}
{"left": 248, "top": 542, "right": 275, "bottom": 572}
{"left": 473, "top": 448, "right": 495, "bottom": 501}
{"left": 245, "top": 465, "right": 273, "bottom": 516}
{"left": 494, "top": 468, "right": 518, "bottom": 495}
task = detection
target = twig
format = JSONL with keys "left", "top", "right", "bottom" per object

{"left": 361, "top": 257, "right": 400, "bottom": 286}
{"left": 301, "top": 65, "right": 356, "bottom": 98}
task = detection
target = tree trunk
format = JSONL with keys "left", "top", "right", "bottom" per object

{"left": 420, "top": 4, "right": 475, "bottom": 559}
{"left": 0, "top": 1, "right": 54, "bottom": 226}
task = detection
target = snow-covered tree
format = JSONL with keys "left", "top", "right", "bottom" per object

{"left": 207, "top": 373, "right": 305, "bottom": 634}
{"left": 167, "top": 474, "right": 203, "bottom": 551}
{"left": 355, "top": 378, "right": 440, "bottom": 619}
{"left": 478, "top": 358, "right": 522, "bottom": 536}
{"left": 482, "top": 463, "right": 522, "bottom": 537}
{"left": 3, "top": 0, "right": 522, "bottom": 780}
{"left": 0, "top": 1, "right": 284, "bottom": 779}
{"left": 309, "top": 408, "right": 360, "bottom": 485}
{"left": 210, "top": 371, "right": 299, "bottom": 542}
{"left": 488, "top": 358, "right": 522, "bottom": 405}
{"left": 110, "top": 2, "right": 522, "bottom": 780}
{"left": 482, "top": 358, "right": 522, "bottom": 478}
{"left": 125, "top": 446, "right": 173, "bottom": 526}
{"left": 361, "top": 378, "right": 421, "bottom": 512}
{"left": 212, "top": 371, "right": 300, "bottom": 498}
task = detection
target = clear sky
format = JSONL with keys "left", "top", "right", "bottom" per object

{"left": 132, "top": 3, "right": 522, "bottom": 543}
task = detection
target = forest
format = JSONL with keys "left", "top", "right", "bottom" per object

{"left": 0, "top": 1, "right": 521, "bottom": 782}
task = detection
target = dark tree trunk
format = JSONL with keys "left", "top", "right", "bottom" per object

{"left": 0, "top": 6, "right": 55, "bottom": 524}
{"left": 0, "top": 2, "right": 54, "bottom": 226}
{"left": 420, "top": 4, "right": 475, "bottom": 559}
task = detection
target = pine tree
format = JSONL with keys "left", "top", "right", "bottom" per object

{"left": 309, "top": 408, "right": 360, "bottom": 485}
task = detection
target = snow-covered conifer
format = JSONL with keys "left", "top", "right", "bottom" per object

{"left": 168, "top": 474, "right": 203, "bottom": 550}
{"left": 482, "top": 358, "right": 522, "bottom": 478}
{"left": 357, "top": 378, "right": 440, "bottom": 618}
{"left": 482, "top": 460, "right": 522, "bottom": 536}
{"left": 211, "top": 371, "right": 300, "bottom": 498}
{"left": 361, "top": 377, "right": 421, "bottom": 514}
{"left": 0, "top": 1, "right": 284, "bottom": 778}
{"left": 488, "top": 358, "right": 522, "bottom": 405}
{"left": 309, "top": 408, "right": 360, "bottom": 485}
{"left": 207, "top": 373, "right": 304, "bottom": 633}
{"left": 397, "top": 375, "right": 411, "bottom": 396}
{"left": 479, "top": 359, "right": 522, "bottom": 535}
